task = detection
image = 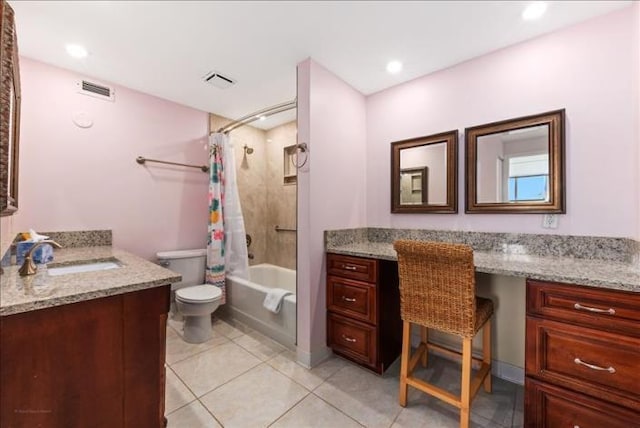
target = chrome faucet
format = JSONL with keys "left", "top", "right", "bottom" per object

{"left": 19, "top": 240, "right": 62, "bottom": 276}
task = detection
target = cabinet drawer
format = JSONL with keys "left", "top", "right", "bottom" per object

{"left": 327, "top": 313, "right": 376, "bottom": 367}
{"left": 526, "top": 316, "right": 640, "bottom": 411}
{"left": 525, "top": 378, "right": 640, "bottom": 428}
{"left": 327, "top": 276, "right": 376, "bottom": 324}
{"left": 327, "top": 254, "right": 377, "bottom": 283}
{"left": 527, "top": 279, "right": 640, "bottom": 337}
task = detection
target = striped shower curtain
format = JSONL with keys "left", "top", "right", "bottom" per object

{"left": 206, "top": 133, "right": 249, "bottom": 304}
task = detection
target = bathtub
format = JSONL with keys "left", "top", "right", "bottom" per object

{"left": 225, "top": 264, "right": 296, "bottom": 349}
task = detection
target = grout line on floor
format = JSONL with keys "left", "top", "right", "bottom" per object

{"left": 310, "top": 391, "right": 367, "bottom": 428}
{"left": 197, "top": 397, "right": 225, "bottom": 428}
{"left": 165, "top": 336, "right": 231, "bottom": 366}
{"left": 265, "top": 390, "right": 312, "bottom": 427}
{"left": 165, "top": 364, "right": 201, "bottom": 412}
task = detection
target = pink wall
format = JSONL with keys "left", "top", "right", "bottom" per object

{"left": 13, "top": 58, "right": 210, "bottom": 260}
{"left": 635, "top": 3, "right": 640, "bottom": 241}
{"left": 367, "top": 7, "right": 639, "bottom": 238}
{"left": 296, "top": 59, "right": 367, "bottom": 365}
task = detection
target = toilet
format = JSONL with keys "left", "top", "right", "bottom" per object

{"left": 156, "top": 249, "right": 222, "bottom": 344}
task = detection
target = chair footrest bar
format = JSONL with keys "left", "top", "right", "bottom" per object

{"left": 408, "top": 342, "right": 428, "bottom": 372}
{"left": 406, "top": 377, "right": 461, "bottom": 408}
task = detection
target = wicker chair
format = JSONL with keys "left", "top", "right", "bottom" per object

{"left": 394, "top": 240, "right": 494, "bottom": 428}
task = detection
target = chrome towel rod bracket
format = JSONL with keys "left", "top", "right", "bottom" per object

{"left": 136, "top": 156, "right": 209, "bottom": 173}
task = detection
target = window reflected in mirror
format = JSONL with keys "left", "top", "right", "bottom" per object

{"left": 391, "top": 131, "right": 457, "bottom": 213}
{"left": 466, "top": 110, "right": 564, "bottom": 213}
{"left": 476, "top": 124, "right": 549, "bottom": 203}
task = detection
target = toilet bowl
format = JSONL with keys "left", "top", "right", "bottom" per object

{"left": 175, "top": 285, "right": 222, "bottom": 343}
{"left": 157, "top": 249, "right": 222, "bottom": 344}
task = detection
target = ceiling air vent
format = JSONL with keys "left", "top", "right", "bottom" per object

{"left": 203, "top": 71, "right": 236, "bottom": 89}
{"left": 76, "top": 79, "right": 115, "bottom": 101}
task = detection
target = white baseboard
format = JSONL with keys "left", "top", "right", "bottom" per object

{"left": 493, "top": 360, "right": 525, "bottom": 385}
{"left": 296, "top": 346, "right": 332, "bottom": 369}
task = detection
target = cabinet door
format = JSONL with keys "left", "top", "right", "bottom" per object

{"left": 327, "top": 313, "right": 377, "bottom": 368}
{"left": 327, "top": 276, "right": 376, "bottom": 324}
{"left": 526, "top": 316, "right": 640, "bottom": 412}
{"left": 123, "top": 285, "right": 170, "bottom": 428}
{"left": 1, "top": 296, "right": 124, "bottom": 428}
{"left": 526, "top": 279, "right": 640, "bottom": 337}
{"left": 525, "top": 378, "right": 640, "bottom": 428}
{"left": 327, "top": 253, "right": 378, "bottom": 283}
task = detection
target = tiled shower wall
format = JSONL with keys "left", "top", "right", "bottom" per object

{"left": 265, "top": 122, "right": 297, "bottom": 270}
{"left": 209, "top": 115, "right": 296, "bottom": 270}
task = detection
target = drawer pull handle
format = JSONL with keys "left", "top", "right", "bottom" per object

{"left": 341, "top": 334, "right": 357, "bottom": 343}
{"left": 574, "top": 303, "right": 615, "bottom": 315}
{"left": 574, "top": 358, "right": 615, "bottom": 374}
{"left": 342, "top": 265, "right": 357, "bottom": 271}
{"left": 342, "top": 296, "right": 357, "bottom": 303}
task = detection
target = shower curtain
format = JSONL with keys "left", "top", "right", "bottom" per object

{"left": 206, "top": 132, "right": 249, "bottom": 304}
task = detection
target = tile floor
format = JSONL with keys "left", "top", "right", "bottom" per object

{"left": 165, "top": 317, "right": 523, "bottom": 428}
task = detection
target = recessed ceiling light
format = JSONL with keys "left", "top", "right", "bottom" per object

{"left": 258, "top": 115, "right": 267, "bottom": 121}
{"left": 522, "top": 2, "right": 547, "bottom": 21}
{"left": 386, "top": 60, "right": 403, "bottom": 74}
{"left": 66, "top": 44, "right": 88, "bottom": 59}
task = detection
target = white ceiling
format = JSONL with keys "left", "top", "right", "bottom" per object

{"left": 9, "top": 1, "right": 631, "bottom": 130}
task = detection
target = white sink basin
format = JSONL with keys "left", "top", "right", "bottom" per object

{"left": 47, "top": 261, "right": 121, "bottom": 276}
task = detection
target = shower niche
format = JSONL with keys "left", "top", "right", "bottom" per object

{"left": 283, "top": 145, "right": 297, "bottom": 184}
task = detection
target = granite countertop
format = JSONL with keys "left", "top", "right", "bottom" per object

{"left": 327, "top": 242, "right": 640, "bottom": 293}
{"left": 0, "top": 246, "right": 181, "bottom": 316}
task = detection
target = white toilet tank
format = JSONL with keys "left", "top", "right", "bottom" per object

{"left": 156, "top": 249, "right": 207, "bottom": 288}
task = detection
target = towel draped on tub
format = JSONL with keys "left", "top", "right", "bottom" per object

{"left": 263, "top": 288, "right": 293, "bottom": 314}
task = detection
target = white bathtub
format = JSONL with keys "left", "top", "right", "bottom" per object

{"left": 225, "top": 264, "right": 296, "bottom": 349}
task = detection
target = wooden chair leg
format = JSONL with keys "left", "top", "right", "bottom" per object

{"left": 420, "top": 326, "right": 428, "bottom": 367}
{"left": 460, "top": 337, "right": 472, "bottom": 428}
{"left": 399, "top": 321, "right": 411, "bottom": 407}
{"left": 483, "top": 319, "right": 492, "bottom": 393}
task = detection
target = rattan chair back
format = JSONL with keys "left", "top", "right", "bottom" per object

{"left": 394, "top": 240, "right": 476, "bottom": 337}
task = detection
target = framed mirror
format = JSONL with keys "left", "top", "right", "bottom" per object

{"left": 391, "top": 130, "right": 457, "bottom": 213}
{"left": 465, "top": 110, "right": 565, "bottom": 213}
{"left": 0, "top": 0, "right": 21, "bottom": 216}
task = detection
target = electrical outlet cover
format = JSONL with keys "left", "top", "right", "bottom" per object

{"left": 542, "top": 214, "right": 558, "bottom": 229}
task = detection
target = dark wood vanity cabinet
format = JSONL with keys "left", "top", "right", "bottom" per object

{"left": 326, "top": 253, "right": 402, "bottom": 374}
{"left": 0, "top": 285, "right": 170, "bottom": 428}
{"left": 525, "top": 279, "right": 640, "bottom": 427}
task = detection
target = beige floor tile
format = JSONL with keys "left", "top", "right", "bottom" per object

{"left": 166, "top": 401, "right": 221, "bottom": 428}
{"left": 232, "top": 330, "right": 287, "bottom": 361}
{"left": 391, "top": 402, "right": 497, "bottom": 428}
{"left": 314, "top": 364, "right": 403, "bottom": 428}
{"left": 166, "top": 324, "right": 229, "bottom": 365}
{"left": 271, "top": 394, "right": 364, "bottom": 428}
{"left": 200, "top": 364, "right": 308, "bottom": 428}
{"left": 165, "top": 367, "right": 196, "bottom": 414}
{"left": 171, "top": 341, "right": 262, "bottom": 397}
{"left": 511, "top": 384, "right": 524, "bottom": 427}
{"left": 267, "top": 351, "right": 348, "bottom": 391}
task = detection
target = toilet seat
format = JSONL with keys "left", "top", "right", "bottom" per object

{"left": 175, "top": 285, "right": 222, "bottom": 304}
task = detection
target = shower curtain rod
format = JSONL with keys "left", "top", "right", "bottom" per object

{"left": 215, "top": 99, "right": 297, "bottom": 134}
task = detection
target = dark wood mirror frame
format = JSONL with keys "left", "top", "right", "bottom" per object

{"left": 391, "top": 130, "right": 458, "bottom": 214}
{"left": 0, "top": 0, "right": 20, "bottom": 217}
{"left": 465, "top": 109, "right": 565, "bottom": 214}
